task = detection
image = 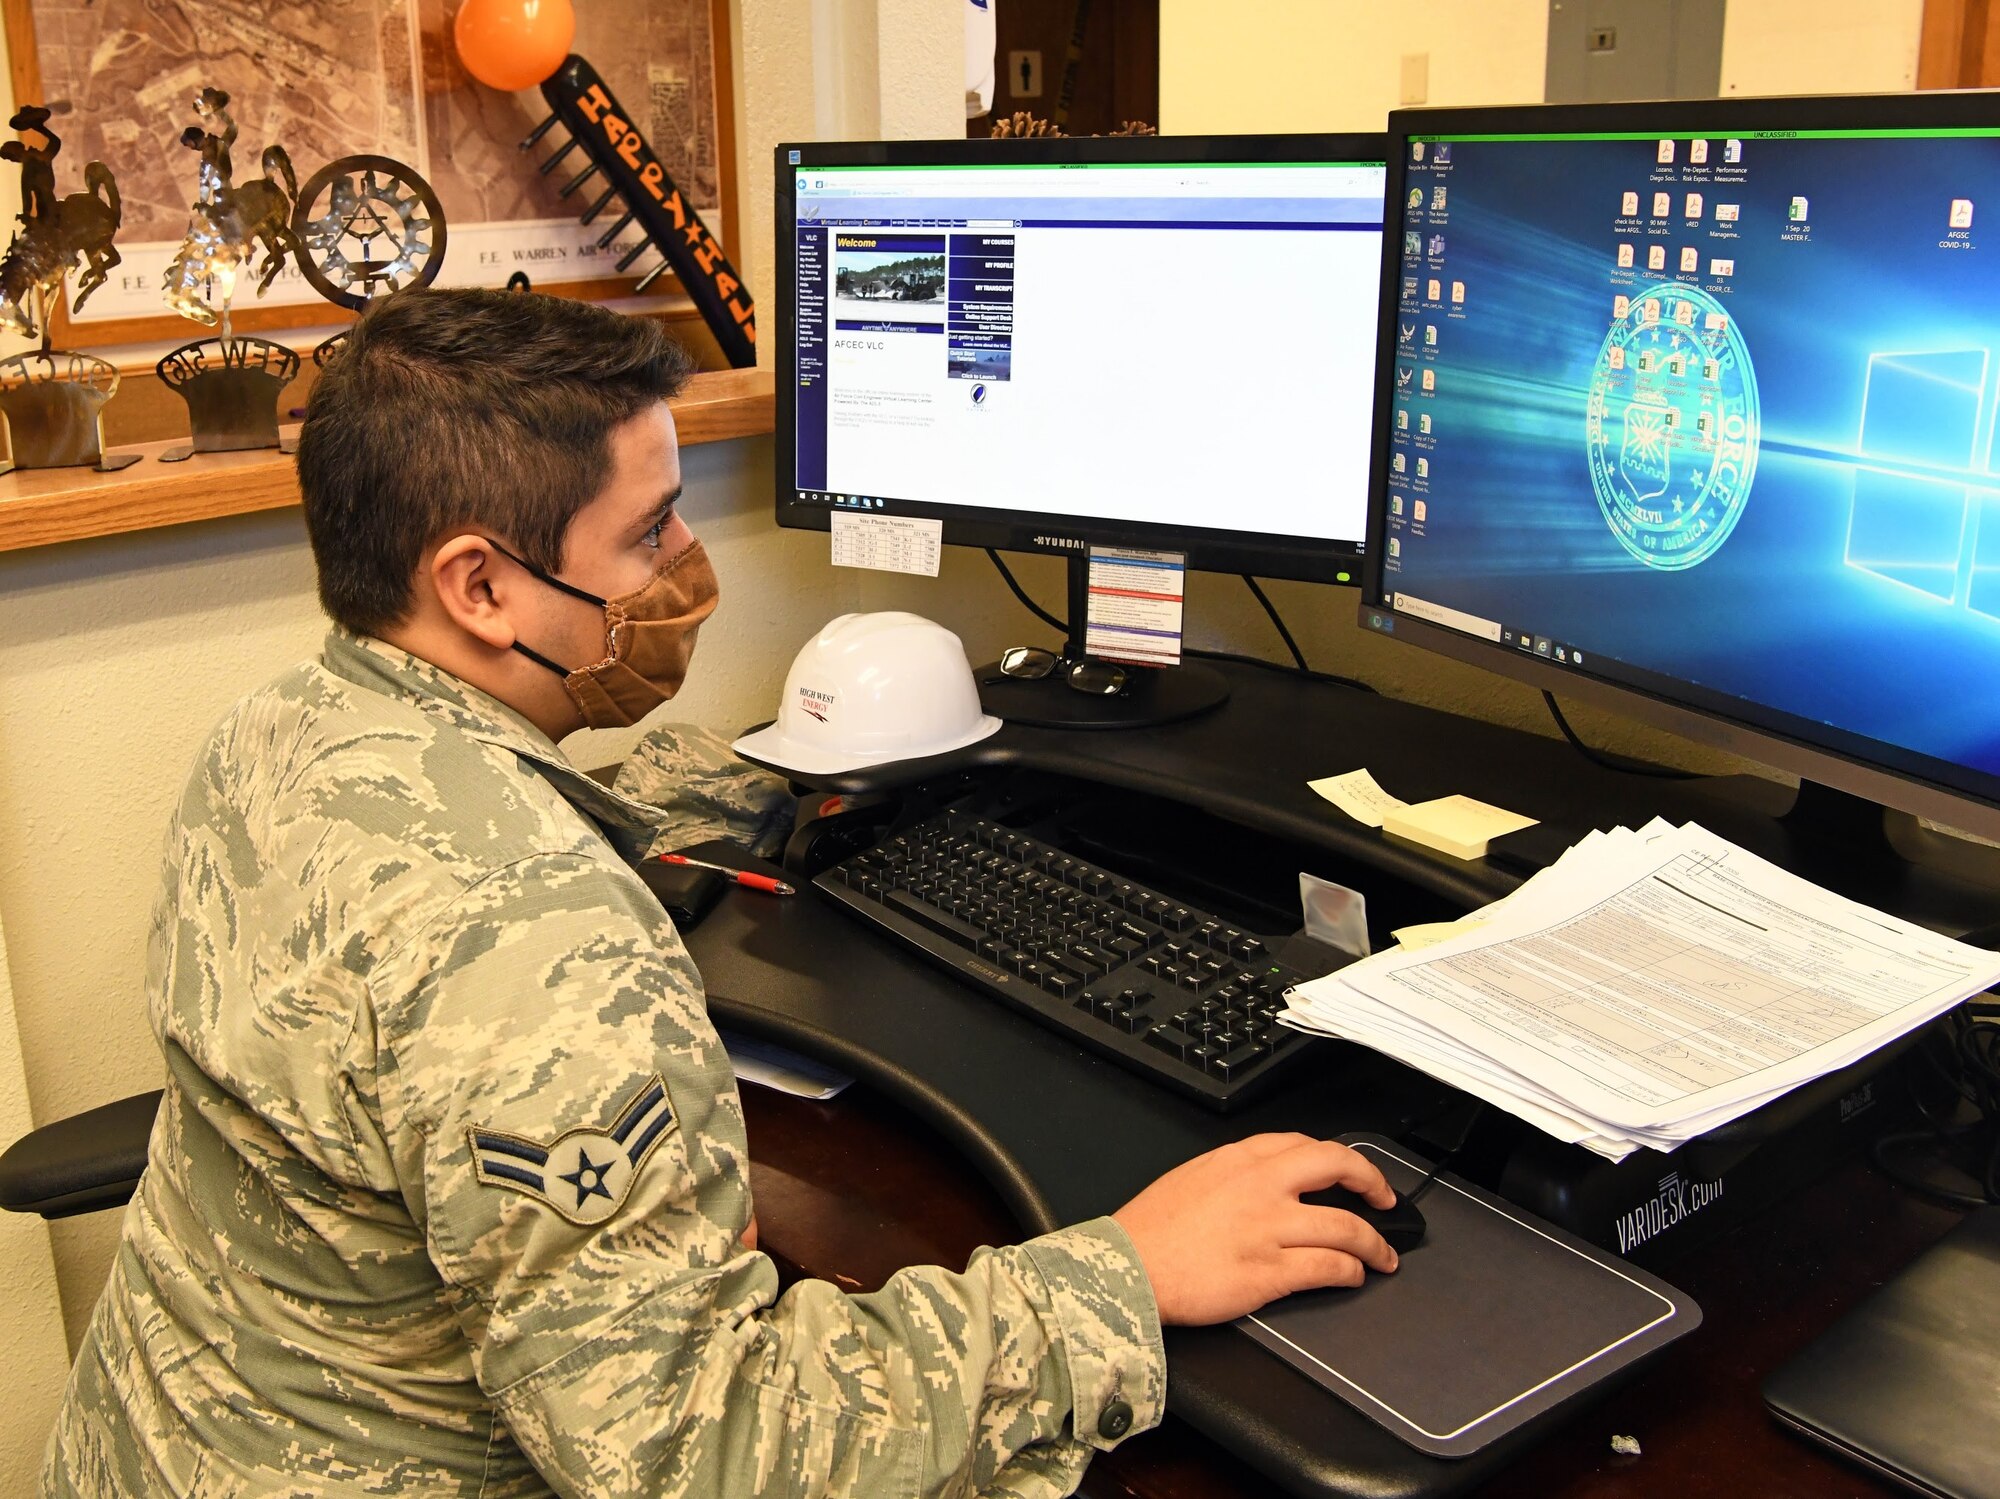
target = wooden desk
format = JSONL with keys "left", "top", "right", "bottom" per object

{"left": 739, "top": 1080, "right": 1963, "bottom": 1499}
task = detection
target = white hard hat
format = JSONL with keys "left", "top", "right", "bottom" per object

{"left": 733, "top": 612, "right": 1002, "bottom": 775}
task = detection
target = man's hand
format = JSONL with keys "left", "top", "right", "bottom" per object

{"left": 1112, "top": 1134, "right": 1398, "bottom": 1325}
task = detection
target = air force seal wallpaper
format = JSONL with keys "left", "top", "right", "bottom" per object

{"left": 1586, "top": 282, "right": 1759, "bottom": 570}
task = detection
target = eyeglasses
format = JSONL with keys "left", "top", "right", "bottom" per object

{"left": 991, "top": 645, "right": 1129, "bottom": 696}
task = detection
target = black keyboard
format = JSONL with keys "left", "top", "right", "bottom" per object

{"left": 816, "top": 809, "right": 1319, "bottom": 1109}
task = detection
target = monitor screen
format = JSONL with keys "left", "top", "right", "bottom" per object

{"left": 1362, "top": 97, "right": 2000, "bottom": 835}
{"left": 776, "top": 137, "right": 1387, "bottom": 582}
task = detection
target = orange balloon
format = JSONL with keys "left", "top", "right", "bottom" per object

{"left": 453, "top": 0, "right": 575, "bottom": 92}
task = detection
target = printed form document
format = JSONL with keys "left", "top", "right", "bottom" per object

{"left": 1284, "top": 821, "right": 2000, "bottom": 1160}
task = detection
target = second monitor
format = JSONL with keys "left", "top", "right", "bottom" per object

{"left": 776, "top": 134, "right": 1387, "bottom": 726}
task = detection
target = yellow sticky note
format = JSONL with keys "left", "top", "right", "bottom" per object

{"left": 1391, "top": 918, "right": 1487, "bottom": 952}
{"left": 1308, "top": 768, "right": 1408, "bottom": 828}
{"left": 1382, "top": 794, "right": 1538, "bottom": 861}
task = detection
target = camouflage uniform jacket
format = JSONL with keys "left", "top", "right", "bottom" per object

{"left": 44, "top": 629, "right": 1165, "bottom": 1497}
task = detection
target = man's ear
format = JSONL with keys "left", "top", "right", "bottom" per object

{"left": 428, "top": 534, "right": 518, "bottom": 651}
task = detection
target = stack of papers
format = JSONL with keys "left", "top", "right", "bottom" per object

{"left": 1284, "top": 820, "right": 2000, "bottom": 1161}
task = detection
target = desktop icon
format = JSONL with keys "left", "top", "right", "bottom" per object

{"left": 1685, "top": 193, "right": 1703, "bottom": 218}
{"left": 1403, "top": 275, "right": 1420, "bottom": 297}
{"left": 1665, "top": 407, "right": 1681, "bottom": 428}
{"left": 1419, "top": 412, "right": 1433, "bottom": 434}
{"left": 1421, "top": 369, "right": 1437, "bottom": 391}
{"left": 1397, "top": 366, "right": 1414, "bottom": 389}
{"left": 1405, "top": 231, "right": 1422, "bottom": 257}
{"left": 1657, "top": 140, "right": 1675, "bottom": 164}
{"left": 1679, "top": 247, "right": 1699, "bottom": 273}
{"left": 1617, "top": 243, "right": 1635, "bottom": 268}
{"left": 1412, "top": 142, "right": 1426, "bottom": 162}
{"left": 1408, "top": 187, "right": 1425, "bottom": 211}
{"left": 1789, "top": 195, "right": 1809, "bottom": 222}
{"left": 1397, "top": 408, "right": 1410, "bottom": 430}
{"left": 1432, "top": 185, "right": 1448, "bottom": 210}
{"left": 1413, "top": 499, "right": 1428, "bottom": 521}
{"left": 1428, "top": 234, "right": 1446, "bottom": 258}
{"left": 1622, "top": 190, "right": 1640, "bottom": 216}
{"left": 1434, "top": 143, "right": 1452, "bottom": 164}
{"left": 1428, "top": 277, "right": 1442, "bottom": 299}
{"left": 1400, "top": 321, "right": 1416, "bottom": 344}
{"left": 1668, "top": 355, "right": 1685, "bottom": 377}
{"left": 1703, "top": 359, "right": 1719, "bottom": 381}
{"left": 1393, "top": 452, "right": 1407, "bottom": 473}
{"left": 1952, "top": 198, "right": 1976, "bottom": 228}
{"left": 1451, "top": 280, "right": 1466, "bottom": 303}
{"left": 1608, "top": 347, "right": 1625, "bottom": 370}
{"left": 1696, "top": 410, "right": 1713, "bottom": 435}
{"left": 1389, "top": 537, "right": 1402, "bottom": 557}
{"left": 1724, "top": 139, "right": 1742, "bottom": 162}
{"left": 1705, "top": 310, "right": 1728, "bottom": 332}
{"left": 1648, "top": 245, "right": 1666, "bottom": 270}
{"left": 1674, "top": 300, "right": 1695, "bottom": 325}
{"left": 1637, "top": 350, "right": 1654, "bottom": 372}
{"left": 1642, "top": 298, "right": 1659, "bottom": 323}
{"left": 1652, "top": 192, "right": 1671, "bottom": 217}
{"left": 1716, "top": 203, "right": 1740, "bottom": 222}
{"left": 1711, "top": 257, "right": 1735, "bottom": 276}
{"left": 1416, "top": 457, "right": 1430, "bottom": 478}
{"left": 1425, "top": 324, "right": 1438, "bottom": 346}
{"left": 1690, "top": 139, "right": 1709, "bottom": 165}
{"left": 1614, "top": 295, "right": 1631, "bottom": 318}
{"left": 1391, "top": 494, "right": 1404, "bottom": 515}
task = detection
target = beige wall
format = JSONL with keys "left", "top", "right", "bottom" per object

{"left": 0, "top": 0, "right": 1939, "bottom": 1480}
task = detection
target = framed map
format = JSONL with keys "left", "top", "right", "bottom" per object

{"left": 5, "top": 0, "right": 736, "bottom": 346}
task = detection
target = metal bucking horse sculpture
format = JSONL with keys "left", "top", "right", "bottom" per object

{"left": 161, "top": 87, "right": 304, "bottom": 330}
{"left": 0, "top": 104, "right": 121, "bottom": 348}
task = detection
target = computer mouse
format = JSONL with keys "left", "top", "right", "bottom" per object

{"left": 1304, "top": 1185, "right": 1428, "bottom": 1254}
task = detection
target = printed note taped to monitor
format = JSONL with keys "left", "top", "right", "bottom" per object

{"left": 1383, "top": 795, "right": 1538, "bottom": 861}
{"left": 831, "top": 511, "right": 943, "bottom": 576}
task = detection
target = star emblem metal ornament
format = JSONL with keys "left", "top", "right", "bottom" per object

{"left": 291, "top": 153, "right": 447, "bottom": 312}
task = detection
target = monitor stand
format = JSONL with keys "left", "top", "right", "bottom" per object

{"left": 976, "top": 553, "right": 1230, "bottom": 730}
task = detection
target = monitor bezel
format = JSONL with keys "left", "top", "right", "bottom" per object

{"left": 1359, "top": 92, "right": 2000, "bottom": 843}
{"left": 774, "top": 132, "right": 1389, "bottom": 584}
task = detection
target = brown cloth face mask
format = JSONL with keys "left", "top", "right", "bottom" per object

{"left": 497, "top": 537, "right": 719, "bottom": 730}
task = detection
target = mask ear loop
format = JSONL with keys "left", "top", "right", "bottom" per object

{"left": 486, "top": 538, "right": 611, "bottom": 608}
{"left": 484, "top": 539, "right": 611, "bottom": 680}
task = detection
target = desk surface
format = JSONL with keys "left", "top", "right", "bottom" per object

{"left": 739, "top": 1079, "right": 1961, "bottom": 1499}
{"left": 700, "top": 659, "right": 1995, "bottom": 1496}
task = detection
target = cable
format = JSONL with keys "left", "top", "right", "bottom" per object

{"left": 1542, "top": 691, "right": 1700, "bottom": 780}
{"left": 985, "top": 549, "right": 1067, "bottom": 635}
{"left": 1871, "top": 997, "right": 2000, "bottom": 1207}
{"left": 1241, "top": 575, "right": 1309, "bottom": 673}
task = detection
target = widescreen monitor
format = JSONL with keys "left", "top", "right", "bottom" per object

{"left": 1361, "top": 94, "right": 2000, "bottom": 844}
{"left": 775, "top": 134, "right": 1388, "bottom": 585}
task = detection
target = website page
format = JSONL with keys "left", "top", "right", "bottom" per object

{"left": 1381, "top": 128, "right": 2000, "bottom": 784}
{"left": 791, "top": 161, "right": 1384, "bottom": 544}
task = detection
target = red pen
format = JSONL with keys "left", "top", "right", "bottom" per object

{"left": 658, "top": 852, "right": 796, "bottom": 896}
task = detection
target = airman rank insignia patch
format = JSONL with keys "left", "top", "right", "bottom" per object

{"left": 469, "top": 1074, "right": 675, "bottom": 1226}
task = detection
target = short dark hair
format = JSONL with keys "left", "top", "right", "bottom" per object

{"left": 297, "top": 288, "right": 696, "bottom": 635}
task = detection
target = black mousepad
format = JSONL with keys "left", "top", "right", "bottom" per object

{"left": 1236, "top": 1134, "right": 1702, "bottom": 1459}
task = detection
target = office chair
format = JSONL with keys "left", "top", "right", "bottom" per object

{"left": 0, "top": 1091, "right": 159, "bottom": 1219}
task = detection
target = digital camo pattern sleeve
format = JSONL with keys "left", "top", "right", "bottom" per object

{"left": 616, "top": 722, "right": 797, "bottom": 857}
{"left": 388, "top": 853, "right": 1166, "bottom": 1498}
